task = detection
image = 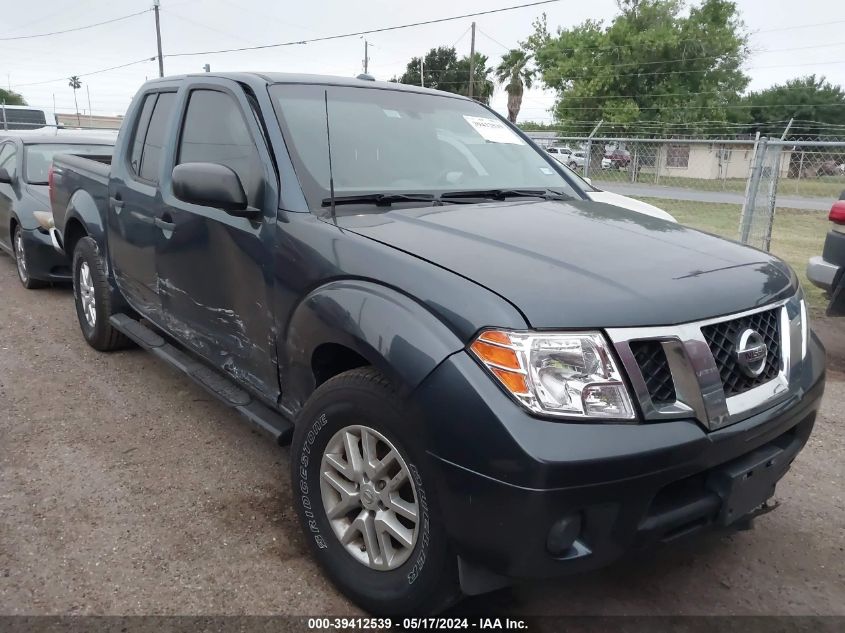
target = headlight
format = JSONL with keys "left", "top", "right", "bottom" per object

{"left": 32, "top": 211, "right": 55, "bottom": 230}
{"left": 469, "top": 329, "right": 636, "bottom": 420}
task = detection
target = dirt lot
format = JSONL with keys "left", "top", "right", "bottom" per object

{"left": 0, "top": 253, "right": 843, "bottom": 617}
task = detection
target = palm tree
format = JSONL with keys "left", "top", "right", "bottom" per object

{"left": 68, "top": 76, "right": 82, "bottom": 127}
{"left": 495, "top": 49, "right": 534, "bottom": 123}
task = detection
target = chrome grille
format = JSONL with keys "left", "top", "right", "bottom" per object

{"left": 606, "top": 296, "right": 804, "bottom": 431}
{"left": 630, "top": 340, "right": 676, "bottom": 405}
{"left": 701, "top": 308, "right": 781, "bottom": 397}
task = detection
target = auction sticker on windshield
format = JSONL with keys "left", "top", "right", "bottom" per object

{"left": 462, "top": 115, "right": 525, "bottom": 145}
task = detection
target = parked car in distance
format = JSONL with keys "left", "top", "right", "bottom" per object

{"left": 50, "top": 72, "right": 825, "bottom": 616}
{"left": 0, "top": 132, "right": 114, "bottom": 288}
{"left": 565, "top": 150, "right": 586, "bottom": 170}
{"left": 1, "top": 104, "right": 58, "bottom": 131}
{"left": 814, "top": 160, "right": 844, "bottom": 177}
{"left": 546, "top": 145, "right": 574, "bottom": 161}
{"left": 807, "top": 191, "right": 845, "bottom": 315}
{"left": 602, "top": 148, "right": 632, "bottom": 169}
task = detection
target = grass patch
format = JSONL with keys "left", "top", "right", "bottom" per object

{"left": 594, "top": 173, "right": 845, "bottom": 199}
{"left": 635, "top": 197, "right": 829, "bottom": 313}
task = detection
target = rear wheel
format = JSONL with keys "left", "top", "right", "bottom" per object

{"left": 72, "top": 236, "right": 130, "bottom": 351}
{"left": 290, "top": 367, "right": 461, "bottom": 615}
{"left": 13, "top": 225, "right": 47, "bottom": 289}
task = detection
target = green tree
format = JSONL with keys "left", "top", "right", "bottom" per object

{"left": 0, "top": 88, "right": 26, "bottom": 106}
{"left": 393, "top": 47, "right": 494, "bottom": 105}
{"left": 68, "top": 76, "right": 82, "bottom": 127}
{"left": 454, "top": 52, "right": 495, "bottom": 105}
{"left": 495, "top": 49, "right": 534, "bottom": 122}
{"left": 729, "top": 75, "right": 845, "bottom": 138}
{"left": 393, "top": 46, "right": 461, "bottom": 91}
{"left": 526, "top": 0, "right": 749, "bottom": 135}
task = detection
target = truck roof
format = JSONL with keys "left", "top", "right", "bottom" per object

{"left": 142, "top": 71, "right": 471, "bottom": 100}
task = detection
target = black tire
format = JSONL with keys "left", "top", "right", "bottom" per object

{"left": 13, "top": 225, "right": 47, "bottom": 289}
{"left": 290, "top": 367, "right": 461, "bottom": 616}
{"left": 568, "top": 161, "right": 578, "bottom": 170}
{"left": 72, "top": 236, "right": 131, "bottom": 351}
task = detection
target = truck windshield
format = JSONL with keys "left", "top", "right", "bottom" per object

{"left": 269, "top": 84, "right": 580, "bottom": 213}
{"left": 24, "top": 143, "right": 112, "bottom": 184}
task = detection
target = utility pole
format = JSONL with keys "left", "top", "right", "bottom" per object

{"left": 420, "top": 57, "right": 424, "bottom": 87}
{"left": 468, "top": 22, "right": 476, "bottom": 100}
{"left": 153, "top": 0, "right": 164, "bottom": 78}
{"left": 363, "top": 39, "right": 369, "bottom": 75}
{"left": 86, "top": 84, "right": 93, "bottom": 128}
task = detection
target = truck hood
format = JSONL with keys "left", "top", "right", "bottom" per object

{"left": 338, "top": 200, "right": 796, "bottom": 328}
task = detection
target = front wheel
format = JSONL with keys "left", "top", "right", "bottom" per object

{"left": 290, "top": 367, "right": 460, "bottom": 615}
{"left": 568, "top": 161, "right": 578, "bottom": 170}
{"left": 13, "top": 225, "right": 47, "bottom": 289}
{"left": 72, "top": 236, "right": 130, "bottom": 351}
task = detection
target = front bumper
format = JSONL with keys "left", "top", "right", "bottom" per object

{"left": 413, "top": 332, "right": 826, "bottom": 581}
{"left": 21, "top": 227, "right": 71, "bottom": 282}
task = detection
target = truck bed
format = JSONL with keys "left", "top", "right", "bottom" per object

{"left": 50, "top": 153, "right": 112, "bottom": 238}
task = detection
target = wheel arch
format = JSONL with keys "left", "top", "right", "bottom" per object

{"left": 281, "top": 280, "right": 465, "bottom": 414}
{"left": 63, "top": 188, "right": 105, "bottom": 256}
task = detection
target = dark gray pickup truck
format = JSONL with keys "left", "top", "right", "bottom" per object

{"left": 49, "top": 72, "right": 826, "bottom": 615}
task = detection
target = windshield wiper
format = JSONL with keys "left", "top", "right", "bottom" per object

{"left": 321, "top": 193, "right": 437, "bottom": 207}
{"left": 440, "top": 188, "right": 573, "bottom": 201}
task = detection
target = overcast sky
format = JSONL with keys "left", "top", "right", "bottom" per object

{"left": 3, "top": 0, "right": 845, "bottom": 122}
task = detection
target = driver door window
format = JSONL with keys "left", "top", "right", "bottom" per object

{"left": 177, "top": 90, "right": 263, "bottom": 206}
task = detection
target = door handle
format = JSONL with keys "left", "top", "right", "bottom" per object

{"left": 110, "top": 196, "right": 124, "bottom": 215}
{"left": 154, "top": 212, "right": 175, "bottom": 236}
{"left": 154, "top": 217, "right": 175, "bottom": 231}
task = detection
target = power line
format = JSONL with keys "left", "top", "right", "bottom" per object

{"left": 0, "top": 10, "right": 149, "bottom": 41}
{"left": 163, "top": 0, "right": 564, "bottom": 58}
{"left": 11, "top": 58, "right": 157, "bottom": 88}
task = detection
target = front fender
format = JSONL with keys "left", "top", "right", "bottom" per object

{"left": 281, "top": 279, "right": 465, "bottom": 412}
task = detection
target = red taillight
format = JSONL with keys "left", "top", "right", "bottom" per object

{"left": 830, "top": 200, "right": 845, "bottom": 224}
{"left": 48, "top": 164, "right": 54, "bottom": 203}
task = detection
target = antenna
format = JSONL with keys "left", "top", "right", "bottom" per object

{"left": 324, "top": 89, "right": 337, "bottom": 224}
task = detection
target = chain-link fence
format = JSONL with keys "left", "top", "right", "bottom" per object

{"left": 528, "top": 133, "right": 845, "bottom": 251}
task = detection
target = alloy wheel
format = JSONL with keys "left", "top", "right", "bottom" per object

{"left": 14, "top": 229, "right": 28, "bottom": 283}
{"left": 78, "top": 262, "right": 97, "bottom": 327}
{"left": 320, "top": 424, "right": 419, "bottom": 571}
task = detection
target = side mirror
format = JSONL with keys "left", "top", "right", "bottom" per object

{"left": 0, "top": 167, "right": 12, "bottom": 184}
{"left": 171, "top": 162, "right": 253, "bottom": 215}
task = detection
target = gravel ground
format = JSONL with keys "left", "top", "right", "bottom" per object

{"left": 0, "top": 253, "right": 843, "bottom": 617}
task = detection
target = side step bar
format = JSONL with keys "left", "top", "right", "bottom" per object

{"left": 110, "top": 313, "right": 294, "bottom": 445}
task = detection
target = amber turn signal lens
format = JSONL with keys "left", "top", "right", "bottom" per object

{"left": 469, "top": 339, "right": 521, "bottom": 370}
{"left": 478, "top": 330, "right": 513, "bottom": 346}
{"left": 491, "top": 367, "right": 529, "bottom": 395}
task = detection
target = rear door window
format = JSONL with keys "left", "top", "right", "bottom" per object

{"left": 128, "top": 94, "right": 157, "bottom": 175}
{"left": 138, "top": 92, "right": 176, "bottom": 183}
